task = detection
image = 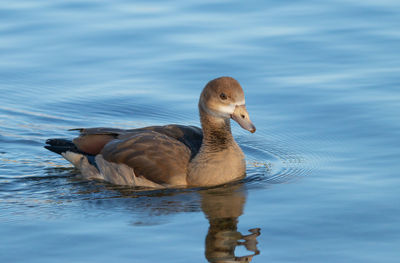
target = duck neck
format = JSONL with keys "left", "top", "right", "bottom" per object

{"left": 187, "top": 105, "right": 245, "bottom": 187}
{"left": 199, "top": 107, "right": 234, "bottom": 152}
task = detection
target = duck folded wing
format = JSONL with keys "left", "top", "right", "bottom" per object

{"left": 101, "top": 130, "right": 192, "bottom": 186}
{"left": 126, "top": 125, "right": 203, "bottom": 159}
{"left": 71, "top": 125, "right": 203, "bottom": 157}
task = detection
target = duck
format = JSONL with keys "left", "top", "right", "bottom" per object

{"left": 44, "top": 76, "right": 256, "bottom": 188}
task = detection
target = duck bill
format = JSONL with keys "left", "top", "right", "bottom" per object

{"left": 231, "top": 105, "right": 256, "bottom": 133}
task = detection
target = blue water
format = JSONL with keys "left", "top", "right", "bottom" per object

{"left": 1, "top": 0, "right": 400, "bottom": 262}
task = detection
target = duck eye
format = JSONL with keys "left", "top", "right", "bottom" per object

{"left": 220, "top": 93, "right": 227, "bottom": 100}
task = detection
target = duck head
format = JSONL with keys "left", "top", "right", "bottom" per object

{"left": 199, "top": 77, "right": 256, "bottom": 133}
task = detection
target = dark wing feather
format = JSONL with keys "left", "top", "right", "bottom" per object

{"left": 123, "top": 125, "right": 203, "bottom": 159}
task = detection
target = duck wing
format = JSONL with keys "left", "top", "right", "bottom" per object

{"left": 101, "top": 130, "right": 192, "bottom": 185}
{"left": 71, "top": 124, "right": 203, "bottom": 158}
{"left": 125, "top": 124, "right": 203, "bottom": 159}
{"left": 46, "top": 125, "right": 203, "bottom": 186}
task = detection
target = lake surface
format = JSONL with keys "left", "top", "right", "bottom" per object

{"left": 1, "top": 0, "right": 399, "bottom": 262}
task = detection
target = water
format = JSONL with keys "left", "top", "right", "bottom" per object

{"left": 1, "top": 0, "right": 399, "bottom": 262}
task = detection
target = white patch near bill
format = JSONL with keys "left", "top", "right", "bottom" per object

{"left": 217, "top": 100, "right": 246, "bottom": 115}
{"left": 217, "top": 104, "right": 236, "bottom": 114}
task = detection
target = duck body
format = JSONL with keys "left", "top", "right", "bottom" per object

{"left": 45, "top": 77, "right": 255, "bottom": 188}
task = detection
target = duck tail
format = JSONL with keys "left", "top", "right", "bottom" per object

{"left": 44, "top": 138, "right": 80, "bottom": 155}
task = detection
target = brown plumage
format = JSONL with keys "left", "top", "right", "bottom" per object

{"left": 45, "top": 77, "right": 256, "bottom": 188}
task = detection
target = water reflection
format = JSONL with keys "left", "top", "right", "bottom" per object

{"left": 201, "top": 186, "right": 260, "bottom": 262}
{"left": 104, "top": 184, "right": 262, "bottom": 262}
{"left": 22, "top": 168, "right": 261, "bottom": 262}
{"left": 85, "top": 182, "right": 261, "bottom": 262}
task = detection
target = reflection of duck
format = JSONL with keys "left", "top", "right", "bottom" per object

{"left": 201, "top": 185, "right": 261, "bottom": 262}
{"left": 45, "top": 77, "right": 256, "bottom": 188}
{"left": 53, "top": 175, "right": 261, "bottom": 261}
